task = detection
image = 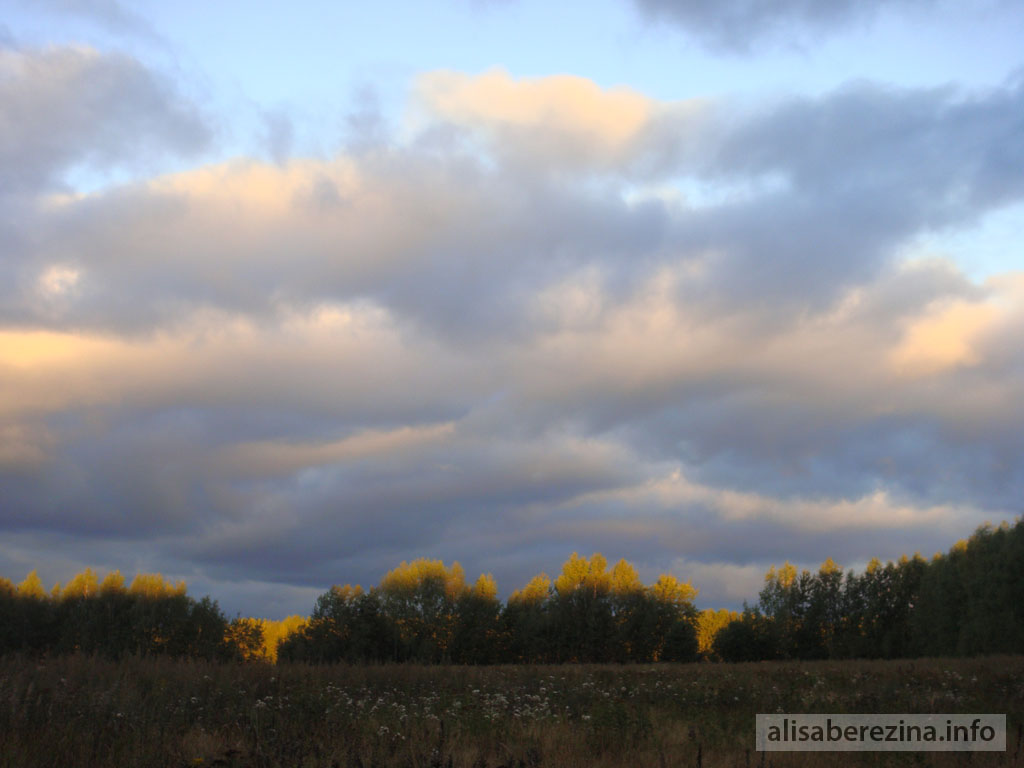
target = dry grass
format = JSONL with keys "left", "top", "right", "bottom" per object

{"left": 0, "top": 655, "right": 1021, "bottom": 767}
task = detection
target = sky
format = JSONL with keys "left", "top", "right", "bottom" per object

{"left": 1, "top": 0, "right": 1022, "bottom": 619}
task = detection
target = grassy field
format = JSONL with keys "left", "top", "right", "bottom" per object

{"left": 0, "top": 655, "right": 1021, "bottom": 767}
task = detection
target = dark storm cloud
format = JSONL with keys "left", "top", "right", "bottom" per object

{"left": 631, "top": 0, "right": 935, "bottom": 51}
{"left": 0, "top": 45, "right": 210, "bottom": 196}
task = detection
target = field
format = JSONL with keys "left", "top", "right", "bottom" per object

{"left": 1, "top": 655, "right": 1021, "bottom": 768}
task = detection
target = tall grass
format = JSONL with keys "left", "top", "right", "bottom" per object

{"left": 0, "top": 654, "right": 1021, "bottom": 767}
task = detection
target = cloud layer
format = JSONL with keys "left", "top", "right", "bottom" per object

{"left": 631, "top": 0, "right": 937, "bottom": 51}
{"left": 1, "top": 50, "right": 1022, "bottom": 615}
{"left": 0, "top": 45, "right": 209, "bottom": 196}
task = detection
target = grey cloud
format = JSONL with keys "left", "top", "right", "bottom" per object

{"left": 22, "top": 0, "right": 159, "bottom": 40}
{"left": 3, "top": 70, "right": 1023, "bottom": 617}
{"left": 708, "top": 80, "right": 1024, "bottom": 215}
{"left": 631, "top": 0, "right": 935, "bottom": 52}
{"left": 2, "top": 151, "right": 669, "bottom": 339}
{"left": 0, "top": 45, "right": 210, "bottom": 195}
{"left": 659, "top": 78, "right": 1024, "bottom": 308}
{"left": 262, "top": 108, "right": 295, "bottom": 166}
{"left": 4, "top": 77, "right": 1020, "bottom": 338}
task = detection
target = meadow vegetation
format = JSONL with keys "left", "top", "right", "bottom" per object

{"left": 1, "top": 654, "right": 1020, "bottom": 767}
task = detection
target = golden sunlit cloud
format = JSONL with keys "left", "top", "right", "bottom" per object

{"left": 418, "top": 68, "right": 654, "bottom": 148}
{"left": 221, "top": 422, "right": 458, "bottom": 477}
{"left": 889, "top": 297, "right": 1000, "bottom": 376}
{"left": 0, "top": 329, "right": 123, "bottom": 370}
{"left": 148, "top": 157, "right": 360, "bottom": 213}
{"left": 413, "top": 68, "right": 713, "bottom": 170}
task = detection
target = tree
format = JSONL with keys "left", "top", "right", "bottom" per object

{"left": 451, "top": 574, "right": 501, "bottom": 664}
{"left": 504, "top": 573, "right": 552, "bottom": 663}
{"left": 226, "top": 617, "right": 265, "bottom": 662}
{"left": 380, "top": 559, "right": 468, "bottom": 662}
{"left": 551, "top": 553, "right": 614, "bottom": 662}
{"left": 712, "top": 611, "right": 778, "bottom": 662}
{"left": 697, "top": 609, "right": 740, "bottom": 660}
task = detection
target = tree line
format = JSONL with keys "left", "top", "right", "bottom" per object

{"left": 279, "top": 553, "right": 700, "bottom": 664}
{"left": 0, "top": 570, "right": 238, "bottom": 660}
{"left": 0, "top": 554, "right": 701, "bottom": 664}
{"left": 712, "top": 519, "right": 1024, "bottom": 662}
{"left": 2, "top": 519, "right": 1020, "bottom": 663}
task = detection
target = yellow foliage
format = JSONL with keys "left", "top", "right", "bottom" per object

{"left": 472, "top": 573, "right": 498, "bottom": 602}
{"left": 818, "top": 558, "right": 841, "bottom": 575}
{"left": 509, "top": 573, "right": 550, "bottom": 605}
{"left": 381, "top": 558, "right": 467, "bottom": 599}
{"left": 16, "top": 573, "right": 46, "bottom": 602}
{"left": 129, "top": 573, "right": 187, "bottom": 598}
{"left": 610, "top": 559, "right": 643, "bottom": 596}
{"left": 766, "top": 562, "right": 797, "bottom": 588}
{"left": 697, "top": 608, "right": 739, "bottom": 656}
{"left": 650, "top": 573, "right": 698, "bottom": 605}
{"left": 63, "top": 568, "right": 99, "bottom": 599}
{"left": 100, "top": 570, "right": 126, "bottom": 595}
{"left": 330, "top": 584, "right": 363, "bottom": 601}
{"left": 260, "top": 615, "right": 307, "bottom": 662}
{"left": 225, "top": 618, "right": 265, "bottom": 662}
{"left": 223, "top": 615, "right": 307, "bottom": 663}
{"left": 554, "top": 552, "right": 611, "bottom": 596}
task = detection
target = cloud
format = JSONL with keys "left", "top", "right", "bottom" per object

{"left": 221, "top": 422, "right": 458, "bottom": 478}
{"left": 631, "top": 0, "right": 936, "bottom": 52}
{"left": 417, "top": 69, "right": 659, "bottom": 169}
{"left": 21, "top": 0, "right": 159, "bottom": 40}
{"left": 667, "top": 558, "right": 767, "bottom": 606}
{"left": 0, "top": 45, "right": 210, "bottom": 195}
{"left": 415, "top": 69, "right": 717, "bottom": 179}
{"left": 7, "top": 72, "right": 1017, "bottom": 337}
{"left": 2, "top": 69, "right": 1023, "bottom": 615}
{"left": 889, "top": 296, "right": 1000, "bottom": 375}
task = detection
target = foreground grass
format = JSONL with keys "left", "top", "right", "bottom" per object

{"left": 0, "top": 655, "right": 1021, "bottom": 767}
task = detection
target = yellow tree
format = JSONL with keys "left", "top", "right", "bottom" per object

{"left": 17, "top": 570, "right": 46, "bottom": 599}
{"left": 63, "top": 568, "right": 99, "bottom": 599}
{"left": 650, "top": 574, "right": 698, "bottom": 606}
{"left": 452, "top": 573, "right": 501, "bottom": 663}
{"left": 259, "top": 615, "right": 307, "bottom": 662}
{"left": 610, "top": 559, "right": 643, "bottom": 596}
{"left": 129, "top": 573, "right": 187, "bottom": 598}
{"left": 648, "top": 574, "right": 699, "bottom": 662}
{"left": 99, "top": 570, "right": 126, "bottom": 596}
{"left": 471, "top": 573, "right": 498, "bottom": 601}
{"left": 509, "top": 573, "right": 550, "bottom": 605}
{"left": 608, "top": 558, "right": 646, "bottom": 661}
{"left": 697, "top": 608, "right": 740, "bottom": 659}
{"left": 553, "top": 553, "right": 614, "bottom": 661}
{"left": 380, "top": 558, "right": 467, "bottom": 661}
{"left": 506, "top": 572, "right": 552, "bottom": 662}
